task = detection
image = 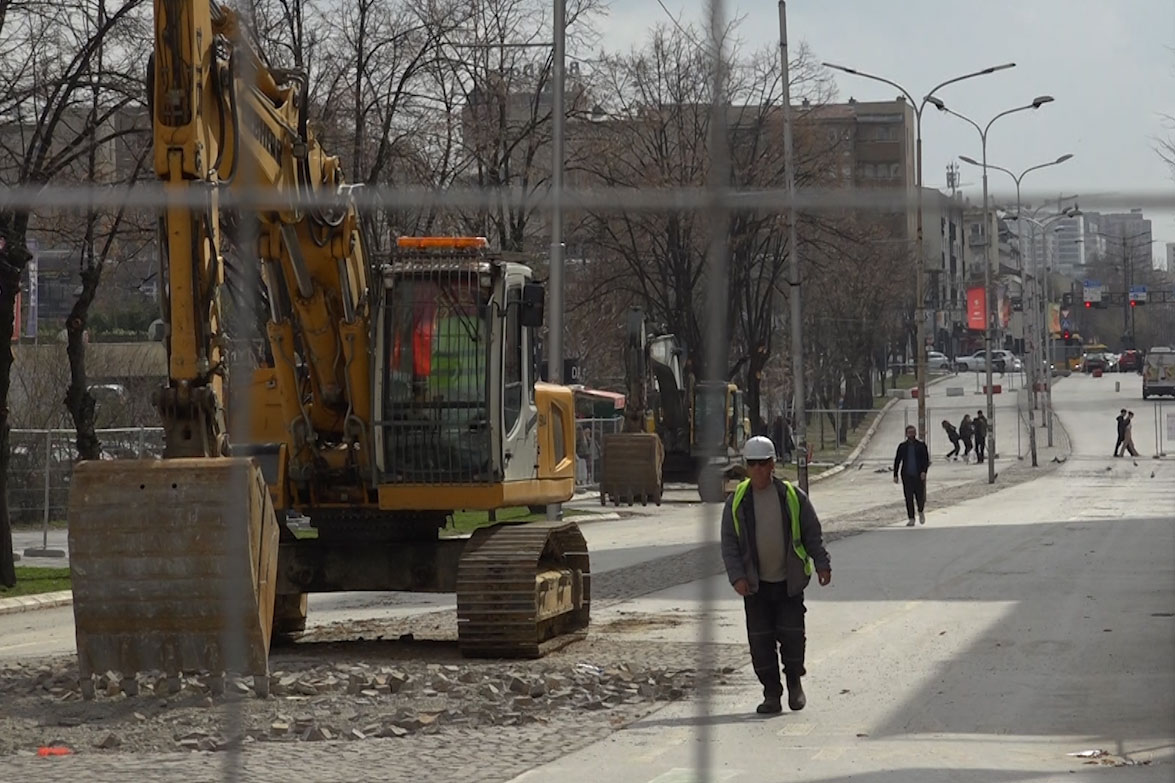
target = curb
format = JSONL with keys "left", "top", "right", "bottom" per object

{"left": 0, "top": 589, "right": 73, "bottom": 617}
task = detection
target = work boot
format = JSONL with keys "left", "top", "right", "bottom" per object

{"left": 786, "top": 673, "right": 806, "bottom": 711}
{"left": 756, "top": 694, "right": 782, "bottom": 714}
{"left": 906, "top": 518, "right": 915, "bottom": 527}
{"left": 918, "top": 510, "right": 926, "bottom": 525}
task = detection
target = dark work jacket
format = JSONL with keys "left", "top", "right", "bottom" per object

{"left": 720, "top": 478, "right": 830, "bottom": 597}
{"left": 893, "top": 439, "right": 930, "bottom": 478}
{"left": 974, "top": 417, "right": 988, "bottom": 441}
{"left": 943, "top": 423, "right": 960, "bottom": 444}
{"left": 1116, "top": 415, "right": 1127, "bottom": 438}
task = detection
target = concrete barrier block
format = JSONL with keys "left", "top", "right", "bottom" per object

{"left": 946, "top": 387, "right": 965, "bottom": 397}
{"left": 982, "top": 385, "right": 1002, "bottom": 394}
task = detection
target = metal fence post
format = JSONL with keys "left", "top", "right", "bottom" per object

{"left": 23, "top": 428, "right": 65, "bottom": 558}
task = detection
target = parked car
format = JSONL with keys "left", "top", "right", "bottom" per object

{"left": 1116, "top": 349, "right": 1143, "bottom": 373}
{"left": 926, "top": 351, "right": 953, "bottom": 371}
{"left": 955, "top": 350, "right": 1022, "bottom": 373}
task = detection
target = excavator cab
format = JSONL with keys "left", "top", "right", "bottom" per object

{"left": 373, "top": 237, "right": 575, "bottom": 505}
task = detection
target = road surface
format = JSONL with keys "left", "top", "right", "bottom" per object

{"left": 508, "top": 372, "right": 1175, "bottom": 782}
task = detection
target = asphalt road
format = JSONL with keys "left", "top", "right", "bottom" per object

{"left": 508, "top": 373, "right": 1175, "bottom": 782}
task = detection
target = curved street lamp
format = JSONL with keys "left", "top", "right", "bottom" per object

{"left": 958, "top": 153, "right": 1074, "bottom": 467}
{"left": 1017, "top": 205, "right": 1079, "bottom": 448}
{"left": 821, "top": 61, "right": 1015, "bottom": 438}
{"left": 930, "top": 95, "right": 1056, "bottom": 484}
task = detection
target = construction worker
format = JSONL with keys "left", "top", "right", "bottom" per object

{"left": 720, "top": 435, "right": 832, "bottom": 715}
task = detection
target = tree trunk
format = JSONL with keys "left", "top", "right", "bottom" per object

{"left": 0, "top": 226, "right": 29, "bottom": 587}
{"left": 65, "top": 264, "right": 103, "bottom": 461}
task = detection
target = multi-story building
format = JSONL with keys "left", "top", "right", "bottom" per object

{"left": 1054, "top": 212, "right": 1109, "bottom": 276}
{"left": 798, "top": 96, "right": 917, "bottom": 240}
{"left": 1165, "top": 242, "right": 1174, "bottom": 273}
{"left": 921, "top": 188, "right": 967, "bottom": 355}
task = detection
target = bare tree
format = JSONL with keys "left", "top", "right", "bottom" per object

{"left": 0, "top": 0, "right": 149, "bottom": 586}
{"left": 442, "top": 0, "right": 602, "bottom": 252}
{"left": 571, "top": 24, "right": 856, "bottom": 426}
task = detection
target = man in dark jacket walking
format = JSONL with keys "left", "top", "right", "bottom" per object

{"left": 1114, "top": 408, "right": 1128, "bottom": 457}
{"left": 894, "top": 425, "right": 930, "bottom": 526}
{"left": 973, "top": 411, "right": 988, "bottom": 463}
{"left": 720, "top": 436, "right": 831, "bottom": 715}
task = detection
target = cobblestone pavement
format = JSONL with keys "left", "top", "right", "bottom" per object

{"left": 2, "top": 637, "right": 746, "bottom": 783}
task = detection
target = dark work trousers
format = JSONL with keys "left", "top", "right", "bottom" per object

{"left": 946, "top": 437, "right": 960, "bottom": 459}
{"left": 743, "top": 581, "right": 806, "bottom": 697}
{"left": 975, "top": 435, "right": 986, "bottom": 462}
{"left": 961, "top": 437, "right": 973, "bottom": 458}
{"left": 901, "top": 473, "right": 926, "bottom": 519}
{"left": 1113, "top": 433, "right": 1124, "bottom": 456}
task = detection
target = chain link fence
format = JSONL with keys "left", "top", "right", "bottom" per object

{"left": 574, "top": 416, "right": 622, "bottom": 489}
{"left": 8, "top": 427, "right": 164, "bottom": 527}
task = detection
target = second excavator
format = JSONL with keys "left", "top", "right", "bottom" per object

{"left": 599, "top": 307, "right": 748, "bottom": 506}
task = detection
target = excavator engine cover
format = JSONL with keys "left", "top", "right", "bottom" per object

{"left": 68, "top": 458, "right": 280, "bottom": 697}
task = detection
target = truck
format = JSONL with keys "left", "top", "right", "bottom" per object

{"left": 1142, "top": 347, "right": 1175, "bottom": 399}
{"left": 65, "top": 0, "right": 589, "bottom": 698}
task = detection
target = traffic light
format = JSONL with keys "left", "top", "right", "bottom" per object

{"left": 1062, "top": 329, "right": 1071, "bottom": 341}
{"left": 1084, "top": 301, "right": 1092, "bottom": 309}
{"left": 1130, "top": 299, "right": 1137, "bottom": 307}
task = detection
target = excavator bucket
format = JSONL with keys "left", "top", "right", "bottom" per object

{"left": 67, "top": 458, "right": 279, "bottom": 698}
{"left": 599, "top": 432, "right": 664, "bottom": 506}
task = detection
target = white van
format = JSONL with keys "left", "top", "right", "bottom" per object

{"left": 1142, "top": 347, "right": 1175, "bottom": 399}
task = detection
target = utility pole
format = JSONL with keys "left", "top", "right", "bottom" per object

{"left": 546, "top": 0, "right": 565, "bottom": 521}
{"left": 779, "top": 1, "right": 807, "bottom": 492}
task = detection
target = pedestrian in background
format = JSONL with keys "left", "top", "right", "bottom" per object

{"left": 959, "top": 414, "right": 974, "bottom": 464}
{"left": 1114, "top": 408, "right": 1127, "bottom": 457}
{"left": 941, "top": 419, "right": 961, "bottom": 461}
{"left": 893, "top": 424, "right": 930, "bottom": 526}
{"left": 771, "top": 415, "right": 785, "bottom": 460}
{"left": 721, "top": 436, "right": 831, "bottom": 716}
{"left": 973, "top": 411, "right": 988, "bottom": 463}
{"left": 1122, "top": 411, "right": 1140, "bottom": 457}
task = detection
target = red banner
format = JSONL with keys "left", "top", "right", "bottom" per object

{"left": 966, "top": 286, "right": 986, "bottom": 331}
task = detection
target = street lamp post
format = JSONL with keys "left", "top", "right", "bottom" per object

{"left": 1019, "top": 205, "right": 1078, "bottom": 447}
{"left": 822, "top": 61, "right": 1014, "bottom": 439}
{"left": 547, "top": 0, "right": 566, "bottom": 521}
{"left": 928, "top": 94, "right": 1056, "bottom": 484}
{"left": 958, "top": 153, "right": 1073, "bottom": 467}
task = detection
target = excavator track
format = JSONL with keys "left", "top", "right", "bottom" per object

{"left": 456, "top": 522, "right": 590, "bottom": 658}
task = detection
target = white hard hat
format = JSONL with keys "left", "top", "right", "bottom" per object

{"left": 743, "top": 435, "right": 776, "bottom": 461}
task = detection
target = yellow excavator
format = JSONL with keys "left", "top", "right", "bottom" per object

{"left": 66, "top": 0, "right": 588, "bottom": 698}
{"left": 599, "top": 307, "right": 749, "bottom": 505}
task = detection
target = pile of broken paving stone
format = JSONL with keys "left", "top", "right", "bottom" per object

{"left": 0, "top": 647, "right": 742, "bottom": 756}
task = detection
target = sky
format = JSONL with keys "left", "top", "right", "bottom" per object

{"left": 592, "top": 0, "right": 1175, "bottom": 263}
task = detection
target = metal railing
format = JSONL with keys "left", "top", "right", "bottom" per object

{"left": 574, "top": 416, "right": 623, "bottom": 489}
{"left": 1154, "top": 400, "right": 1174, "bottom": 458}
{"left": 8, "top": 427, "right": 165, "bottom": 556}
